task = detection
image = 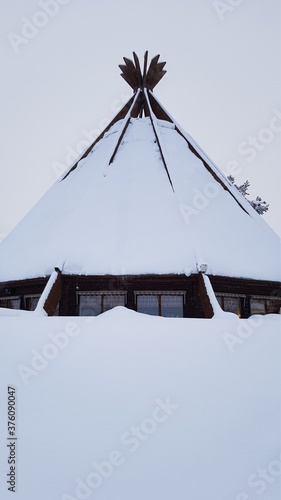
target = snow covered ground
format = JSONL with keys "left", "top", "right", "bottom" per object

{"left": 0, "top": 307, "right": 280, "bottom": 500}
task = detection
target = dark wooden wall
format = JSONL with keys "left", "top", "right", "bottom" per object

{"left": 1, "top": 274, "right": 280, "bottom": 318}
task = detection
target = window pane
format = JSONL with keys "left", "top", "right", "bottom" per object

{"left": 79, "top": 295, "right": 101, "bottom": 316}
{"left": 11, "top": 299, "right": 21, "bottom": 309}
{"left": 54, "top": 303, "right": 60, "bottom": 316}
{"left": 251, "top": 300, "right": 265, "bottom": 315}
{"left": 266, "top": 299, "right": 281, "bottom": 314}
{"left": 216, "top": 296, "right": 223, "bottom": 308}
{"left": 0, "top": 298, "right": 21, "bottom": 310}
{"left": 29, "top": 296, "right": 40, "bottom": 311}
{"left": 161, "top": 295, "right": 183, "bottom": 317}
{"left": 103, "top": 295, "right": 125, "bottom": 311}
{"left": 30, "top": 297, "right": 39, "bottom": 311}
{"left": 137, "top": 295, "right": 159, "bottom": 316}
{"left": 223, "top": 297, "right": 240, "bottom": 316}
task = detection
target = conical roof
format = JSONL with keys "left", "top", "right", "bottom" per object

{"left": 0, "top": 53, "right": 280, "bottom": 283}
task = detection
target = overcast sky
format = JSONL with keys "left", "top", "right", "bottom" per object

{"left": 1, "top": 0, "right": 280, "bottom": 242}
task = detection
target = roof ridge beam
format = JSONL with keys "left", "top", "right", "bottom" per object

{"left": 147, "top": 91, "right": 173, "bottom": 122}
{"left": 108, "top": 89, "right": 142, "bottom": 165}
{"left": 143, "top": 88, "right": 174, "bottom": 192}
{"left": 61, "top": 95, "right": 136, "bottom": 182}
{"left": 148, "top": 90, "right": 250, "bottom": 215}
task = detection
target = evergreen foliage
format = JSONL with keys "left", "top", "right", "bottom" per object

{"left": 227, "top": 176, "right": 269, "bottom": 215}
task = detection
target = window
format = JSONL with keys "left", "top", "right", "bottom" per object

{"left": 266, "top": 298, "right": 281, "bottom": 314}
{"left": 251, "top": 299, "right": 266, "bottom": 315}
{"left": 216, "top": 293, "right": 281, "bottom": 317}
{"left": 223, "top": 297, "right": 241, "bottom": 316}
{"left": 79, "top": 295, "right": 101, "bottom": 316}
{"left": 103, "top": 294, "right": 125, "bottom": 312}
{"left": 251, "top": 296, "right": 281, "bottom": 315}
{"left": 78, "top": 293, "right": 126, "bottom": 316}
{"left": 137, "top": 295, "right": 159, "bottom": 316}
{"left": 136, "top": 292, "right": 184, "bottom": 317}
{"left": 0, "top": 297, "right": 21, "bottom": 310}
{"left": 0, "top": 295, "right": 59, "bottom": 315}
{"left": 161, "top": 295, "right": 184, "bottom": 317}
{"left": 216, "top": 296, "right": 223, "bottom": 308}
{"left": 215, "top": 294, "right": 242, "bottom": 316}
{"left": 23, "top": 295, "right": 40, "bottom": 311}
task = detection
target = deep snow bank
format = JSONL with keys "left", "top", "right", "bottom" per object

{"left": 0, "top": 307, "right": 280, "bottom": 500}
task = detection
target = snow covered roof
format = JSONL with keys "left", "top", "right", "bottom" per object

{"left": 0, "top": 53, "right": 280, "bottom": 283}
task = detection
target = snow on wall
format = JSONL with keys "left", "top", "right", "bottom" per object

{"left": 0, "top": 118, "right": 280, "bottom": 282}
{"left": 0, "top": 308, "right": 280, "bottom": 499}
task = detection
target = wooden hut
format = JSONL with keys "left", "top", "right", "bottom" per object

{"left": 0, "top": 53, "right": 280, "bottom": 317}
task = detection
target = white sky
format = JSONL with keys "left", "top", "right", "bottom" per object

{"left": 1, "top": 0, "right": 280, "bottom": 241}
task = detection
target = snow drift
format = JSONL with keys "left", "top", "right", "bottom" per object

{"left": 0, "top": 307, "right": 280, "bottom": 499}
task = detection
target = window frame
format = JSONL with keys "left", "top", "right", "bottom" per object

{"left": 23, "top": 294, "right": 41, "bottom": 311}
{"left": 0, "top": 296, "right": 21, "bottom": 310}
{"left": 215, "top": 293, "right": 281, "bottom": 316}
{"left": 77, "top": 291, "right": 127, "bottom": 316}
{"left": 134, "top": 291, "right": 186, "bottom": 317}
{"left": 250, "top": 295, "right": 281, "bottom": 315}
{"left": 215, "top": 293, "right": 245, "bottom": 317}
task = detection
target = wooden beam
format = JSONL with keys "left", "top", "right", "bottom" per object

{"left": 143, "top": 88, "right": 174, "bottom": 191}
{"left": 108, "top": 90, "right": 142, "bottom": 164}
{"left": 35, "top": 268, "right": 62, "bottom": 316}
{"left": 176, "top": 128, "right": 248, "bottom": 214}
{"left": 133, "top": 52, "right": 143, "bottom": 88}
{"left": 119, "top": 60, "right": 139, "bottom": 91}
{"left": 148, "top": 90, "right": 249, "bottom": 215}
{"left": 43, "top": 268, "right": 62, "bottom": 316}
{"left": 61, "top": 96, "right": 134, "bottom": 181}
{"left": 145, "top": 54, "right": 166, "bottom": 90}
{"left": 108, "top": 117, "right": 131, "bottom": 165}
{"left": 143, "top": 51, "right": 148, "bottom": 85}
{"left": 130, "top": 90, "right": 144, "bottom": 118}
{"left": 198, "top": 272, "right": 214, "bottom": 318}
{"left": 147, "top": 92, "right": 173, "bottom": 122}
